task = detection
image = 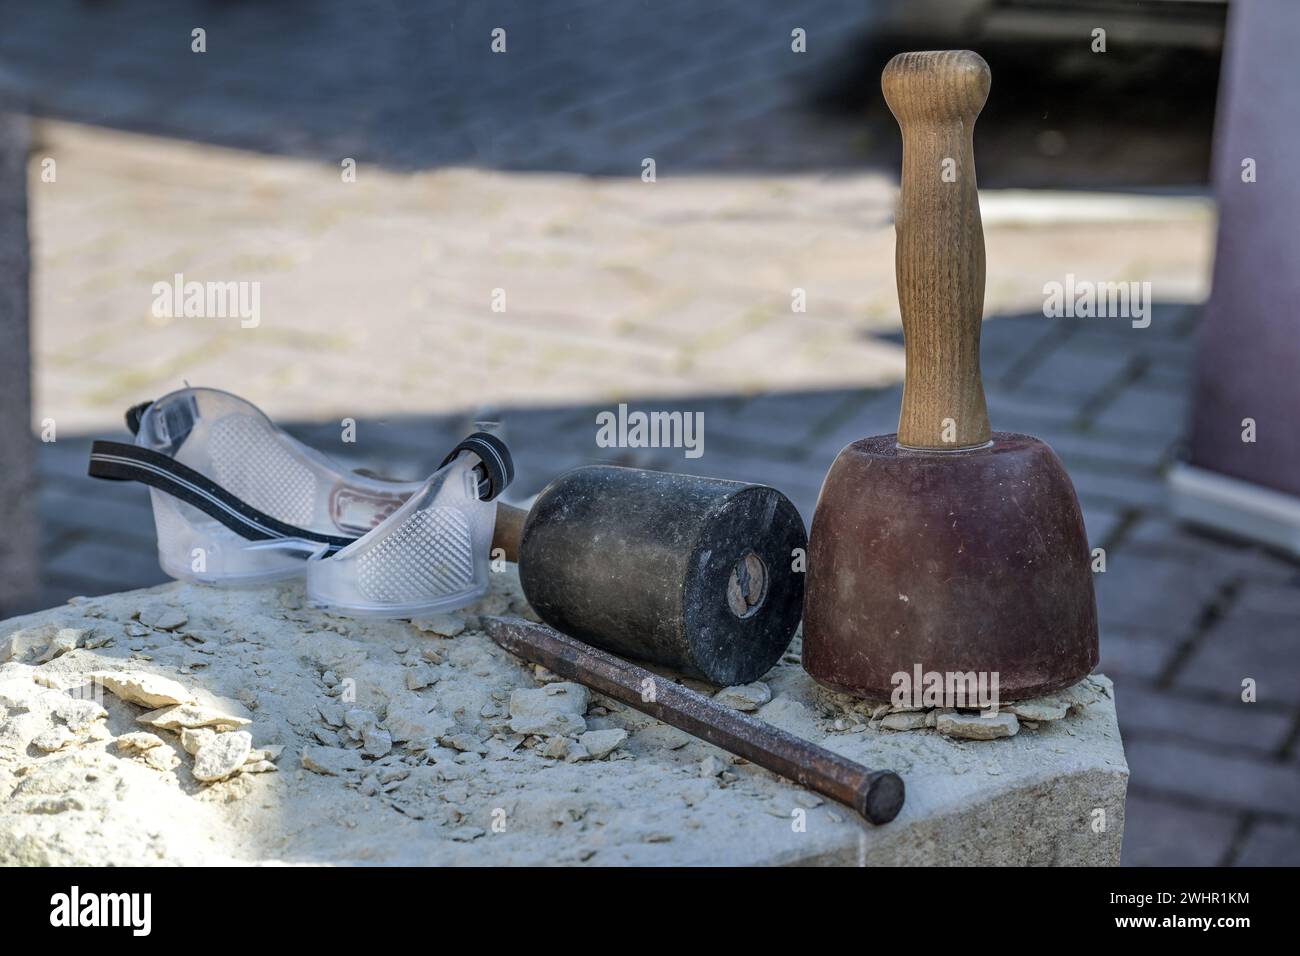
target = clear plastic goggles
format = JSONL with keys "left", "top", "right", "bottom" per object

{"left": 88, "top": 387, "right": 512, "bottom": 618}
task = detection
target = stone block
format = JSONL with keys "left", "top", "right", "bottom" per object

{"left": 0, "top": 576, "right": 1128, "bottom": 865}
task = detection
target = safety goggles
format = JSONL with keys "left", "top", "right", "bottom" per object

{"left": 87, "top": 387, "right": 512, "bottom": 618}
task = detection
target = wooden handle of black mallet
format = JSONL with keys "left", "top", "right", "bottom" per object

{"left": 484, "top": 616, "right": 906, "bottom": 825}
{"left": 491, "top": 502, "right": 529, "bottom": 563}
{"left": 882, "top": 50, "right": 991, "bottom": 450}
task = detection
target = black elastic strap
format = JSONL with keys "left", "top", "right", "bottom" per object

{"left": 125, "top": 400, "right": 153, "bottom": 436}
{"left": 88, "top": 431, "right": 514, "bottom": 550}
{"left": 119, "top": 400, "right": 513, "bottom": 501}
{"left": 88, "top": 440, "right": 355, "bottom": 555}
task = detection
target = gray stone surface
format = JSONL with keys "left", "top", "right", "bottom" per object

{"left": 0, "top": 572, "right": 1128, "bottom": 866}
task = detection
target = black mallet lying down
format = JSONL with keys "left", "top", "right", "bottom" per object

{"left": 491, "top": 465, "right": 807, "bottom": 687}
{"left": 484, "top": 616, "right": 905, "bottom": 826}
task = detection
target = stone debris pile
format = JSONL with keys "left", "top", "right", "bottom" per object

{"left": 814, "top": 675, "right": 1113, "bottom": 741}
{"left": 0, "top": 611, "right": 281, "bottom": 791}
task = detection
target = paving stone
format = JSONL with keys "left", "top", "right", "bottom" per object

{"left": 1174, "top": 609, "right": 1300, "bottom": 706}
{"left": 43, "top": 538, "right": 168, "bottom": 593}
{"left": 1016, "top": 346, "right": 1136, "bottom": 403}
{"left": 1126, "top": 514, "right": 1247, "bottom": 559}
{"left": 983, "top": 388, "right": 1082, "bottom": 431}
{"left": 1094, "top": 556, "right": 1225, "bottom": 638}
{"left": 1115, "top": 684, "right": 1292, "bottom": 754}
{"left": 1081, "top": 503, "right": 1125, "bottom": 549}
{"left": 1140, "top": 354, "right": 1194, "bottom": 390}
{"left": 1124, "top": 737, "right": 1300, "bottom": 818}
{"left": 1119, "top": 793, "right": 1239, "bottom": 867}
{"left": 41, "top": 479, "right": 156, "bottom": 545}
{"left": 1069, "top": 467, "right": 1169, "bottom": 510}
{"left": 36, "top": 437, "right": 114, "bottom": 482}
{"left": 1090, "top": 383, "right": 1191, "bottom": 439}
{"left": 1126, "top": 328, "right": 1199, "bottom": 368}
{"left": 727, "top": 389, "right": 858, "bottom": 450}
{"left": 978, "top": 315, "right": 1062, "bottom": 381}
{"left": 1067, "top": 304, "right": 1198, "bottom": 341}
{"left": 695, "top": 405, "right": 814, "bottom": 460}
{"left": 1123, "top": 516, "right": 1300, "bottom": 584}
{"left": 0, "top": 113, "right": 38, "bottom": 612}
{"left": 3, "top": 579, "right": 97, "bottom": 618}
{"left": 1235, "top": 820, "right": 1300, "bottom": 866}
{"left": 1233, "top": 581, "right": 1300, "bottom": 617}
{"left": 1098, "top": 632, "right": 1180, "bottom": 683}
{"left": 1039, "top": 427, "right": 1175, "bottom": 472}
{"left": 804, "top": 390, "right": 904, "bottom": 464}
{"left": 0, "top": 1, "right": 876, "bottom": 176}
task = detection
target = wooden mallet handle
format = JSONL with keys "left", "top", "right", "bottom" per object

{"left": 882, "top": 51, "right": 991, "bottom": 450}
{"left": 491, "top": 502, "right": 528, "bottom": 564}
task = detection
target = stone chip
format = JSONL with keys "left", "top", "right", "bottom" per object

{"left": 115, "top": 731, "right": 166, "bottom": 754}
{"left": 50, "top": 695, "right": 108, "bottom": 731}
{"left": 713, "top": 682, "right": 772, "bottom": 712}
{"left": 411, "top": 614, "right": 465, "bottom": 638}
{"left": 508, "top": 682, "right": 589, "bottom": 736}
{"left": 138, "top": 606, "right": 189, "bottom": 631}
{"left": 247, "top": 744, "right": 283, "bottom": 763}
{"left": 180, "top": 727, "right": 218, "bottom": 756}
{"left": 142, "top": 746, "right": 181, "bottom": 772}
{"left": 33, "top": 726, "right": 75, "bottom": 752}
{"left": 137, "top": 703, "right": 250, "bottom": 731}
{"left": 384, "top": 698, "right": 454, "bottom": 744}
{"left": 1006, "top": 698, "right": 1070, "bottom": 722}
{"left": 301, "top": 745, "right": 365, "bottom": 776}
{"left": 579, "top": 728, "right": 627, "bottom": 759}
{"left": 362, "top": 726, "right": 393, "bottom": 758}
{"left": 35, "top": 628, "right": 86, "bottom": 664}
{"left": 90, "top": 671, "right": 196, "bottom": 709}
{"left": 880, "top": 711, "right": 929, "bottom": 732}
{"left": 193, "top": 731, "right": 252, "bottom": 782}
{"left": 936, "top": 710, "right": 1019, "bottom": 740}
{"left": 405, "top": 665, "right": 438, "bottom": 691}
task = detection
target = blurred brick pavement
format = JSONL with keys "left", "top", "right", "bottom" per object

{"left": 0, "top": 0, "right": 873, "bottom": 174}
